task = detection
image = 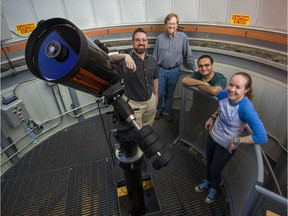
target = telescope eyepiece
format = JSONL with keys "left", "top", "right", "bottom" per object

{"left": 45, "top": 40, "right": 69, "bottom": 62}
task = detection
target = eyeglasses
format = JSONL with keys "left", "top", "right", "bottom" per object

{"left": 134, "top": 38, "right": 148, "bottom": 42}
{"left": 198, "top": 63, "right": 211, "bottom": 68}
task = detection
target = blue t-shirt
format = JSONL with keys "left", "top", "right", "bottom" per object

{"left": 153, "top": 31, "right": 196, "bottom": 70}
{"left": 210, "top": 90, "right": 267, "bottom": 148}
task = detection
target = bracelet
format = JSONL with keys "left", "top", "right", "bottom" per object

{"left": 211, "top": 114, "right": 217, "bottom": 120}
{"left": 233, "top": 137, "right": 241, "bottom": 146}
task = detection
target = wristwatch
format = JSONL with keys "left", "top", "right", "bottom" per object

{"left": 233, "top": 137, "right": 241, "bottom": 146}
{"left": 211, "top": 114, "right": 217, "bottom": 120}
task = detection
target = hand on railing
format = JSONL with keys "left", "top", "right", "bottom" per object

{"left": 204, "top": 117, "right": 215, "bottom": 131}
{"left": 227, "top": 138, "right": 240, "bottom": 153}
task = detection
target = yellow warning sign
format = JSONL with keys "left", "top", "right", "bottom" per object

{"left": 266, "top": 210, "right": 280, "bottom": 216}
{"left": 16, "top": 23, "right": 36, "bottom": 35}
{"left": 231, "top": 14, "right": 250, "bottom": 26}
{"left": 117, "top": 180, "right": 154, "bottom": 197}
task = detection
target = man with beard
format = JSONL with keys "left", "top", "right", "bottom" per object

{"left": 153, "top": 13, "right": 197, "bottom": 122}
{"left": 111, "top": 28, "right": 159, "bottom": 128}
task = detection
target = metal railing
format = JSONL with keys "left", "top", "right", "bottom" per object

{"left": 179, "top": 85, "right": 287, "bottom": 216}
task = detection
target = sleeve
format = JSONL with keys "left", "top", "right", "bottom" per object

{"left": 183, "top": 34, "right": 196, "bottom": 70}
{"left": 152, "top": 58, "right": 159, "bottom": 79}
{"left": 153, "top": 38, "right": 159, "bottom": 62}
{"left": 239, "top": 100, "right": 268, "bottom": 144}
{"left": 217, "top": 90, "right": 227, "bottom": 100}
{"left": 213, "top": 74, "right": 227, "bottom": 90}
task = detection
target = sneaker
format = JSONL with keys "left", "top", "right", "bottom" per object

{"left": 205, "top": 188, "right": 217, "bottom": 204}
{"left": 194, "top": 179, "right": 210, "bottom": 193}
{"left": 162, "top": 113, "right": 173, "bottom": 122}
{"left": 155, "top": 112, "right": 162, "bottom": 120}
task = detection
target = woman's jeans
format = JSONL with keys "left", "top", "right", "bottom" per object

{"left": 157, "top": 66, "right": 181, "bottom": 114}
{"left": 206, "top": 134, "right": 235, "bottom": 189}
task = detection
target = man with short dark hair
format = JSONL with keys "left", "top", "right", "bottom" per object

{"left": 181, "top": 54, "right": 227, "bottom": 142}
{"left": 111, "top": 28, "right": 158, "bottom": 128}
{"left": 182, "top": 54, "right": 226, "bottom": 96}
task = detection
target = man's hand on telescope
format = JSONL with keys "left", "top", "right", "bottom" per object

{"left": 110, "top": 53, "right": 136, "bottom": 72}
{"left": 124, "top": 54, "right": 136, "bottom": 72}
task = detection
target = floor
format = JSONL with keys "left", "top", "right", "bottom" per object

{"left": 1, "top": 109, "right": 229, "bottom": 216}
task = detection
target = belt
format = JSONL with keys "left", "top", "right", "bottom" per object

{"left": 159, "top": 65, "right": 179, "bottom": 70}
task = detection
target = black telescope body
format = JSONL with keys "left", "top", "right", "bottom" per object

{"left": 25, "top": 18, "right": 121, "bottom": 97}
{"left": 25, "top": 17, "right": 173, "bottom": 169}
{"left": 25, "top": 18, "right": 173, "bottom": 215}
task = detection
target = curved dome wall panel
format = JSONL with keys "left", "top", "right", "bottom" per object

{"left": 92, "top": 0, "right": 122, "bottom": 26}
{"left": 257, "top": 0, "right": 287, "bottom": 30}
{"left": 1, "top": 0, "right": 287, "bottom": 41}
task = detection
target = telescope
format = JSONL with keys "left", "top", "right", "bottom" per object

{"left": 25, "top": 18, "right": 173, "bottom": 215}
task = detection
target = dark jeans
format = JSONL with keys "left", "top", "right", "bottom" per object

{"left": 206, "top": 134, "right": 235, "bottom": 189}
{"left": 157, "top": 66, "right": 181, "bottom": 114}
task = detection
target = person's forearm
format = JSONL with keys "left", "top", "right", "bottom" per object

{"left": 110, "top": 53, "right": 127, "bottom": 61}
{"left": 227, "top": 134, "right": 255, "bottom": 153}
{"left": 197, "top": 85, "right": 222, "bottom": 96}
{"left": 182, "top": 77, "right": 208, "bottom": 87}
{"left": 111, "top": 54, "right": 136, "bottom": 71}
{"left": 238, "top": 135, "right": 254, "bottom": 144}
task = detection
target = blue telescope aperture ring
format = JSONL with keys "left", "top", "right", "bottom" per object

{"left": 25, "top": 18, "right": 88, "bottom": 82}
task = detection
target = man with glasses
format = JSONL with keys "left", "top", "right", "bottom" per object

{"left": 182, "top": 54, "right": 226, "bottom": 96}
{"left": 153, "top": 13, "right": 197, "bottom": 122}
{"left": 182, "top": 54, "right": 227, "bottom": 143}
{"left": 111, "top": 28, "right": 158, "bottom": 128}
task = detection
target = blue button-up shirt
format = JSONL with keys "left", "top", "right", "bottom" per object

{"left": 153, "top": 31, "right": 196, "bottom": 70}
